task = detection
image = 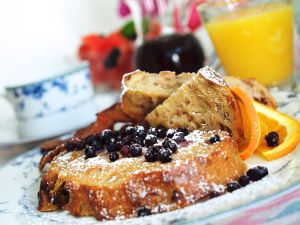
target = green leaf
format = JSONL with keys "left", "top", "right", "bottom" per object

{"left": 121, "top": 19, "right": 149, "bottom": 40}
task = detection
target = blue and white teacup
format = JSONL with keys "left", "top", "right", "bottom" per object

{"left": 4, "top": 64, "right": 96, "bottom": 138}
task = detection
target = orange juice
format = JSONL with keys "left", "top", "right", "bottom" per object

{"left": 205, "top": 3, "right": 293, "bottom": 86}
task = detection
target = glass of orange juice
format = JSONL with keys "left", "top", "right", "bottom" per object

{"left": 199, "top": 0, "right": 293, "bottom": 87}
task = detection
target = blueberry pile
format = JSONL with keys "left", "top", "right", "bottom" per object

{"left": 226, "top": 166, "right": 268, "bottom": 193}
{"left": 65, "top": 125, "right": 189, "bottom": 163}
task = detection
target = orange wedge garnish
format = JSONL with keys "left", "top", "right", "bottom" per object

{"left": 253, "top": 101, "right": 300, "bottom": 160}
{"left": 231, "top": 87, "right": 261, "bottom": 160}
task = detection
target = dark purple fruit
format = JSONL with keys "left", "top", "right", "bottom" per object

{"left": 144, "top": 150, "right": 158, "bottom": 162}
{"left": 84, "top": 145, "right": 96, "bottom": 158}
{"left": 162, "top": 138, "right": 177, "bottom": 153}
{"left": 227, "top": 182, "right": 240, "bottom": 192}
{"left": 265, "top": 131, "right": 279, "bottom": 147}
{"left": 147, "top": 127, "right": 158, "bottom": 136}
{"left": 144, "top": 134, "right": 158, "bottom": 147}
{"left": 238, "top": 175, "right": 250, "bottom": 187}
{"left": 120, "top": 145, "right": 130, "bottom": 157}
{"left": 149, "top": 143, "right": 162, "bottom": 152}
{"left": 176, "top": 127, "right": 189, "bottom": 136}
{"left": 246, "top": 166, "right": 268, "bottom": 181}
{"left": 130, "top": 144, "right": 143, "bottom": 157}
{"left": 156, "top": 125, "right": 167, "bottom": 138}
{"left": 137, "top": 207, "right": 151, "bottom": 217}
{"left": 158, "top": 148, "right": 172, "bottom": 163}
{"left": 172, "top": 132, "right": 185, "bottom": 143}
{"left": 209, "top": 135, "right": 220, "bottom": 144}
{"left": 109, "top": 152, "right": 119, "bottom": 162}
{"left": 166, "top": 129, "right": 176, "bottom": 138}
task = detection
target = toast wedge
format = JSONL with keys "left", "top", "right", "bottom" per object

{"left": 145, "top": 67, "right": 244, "bottom": 142}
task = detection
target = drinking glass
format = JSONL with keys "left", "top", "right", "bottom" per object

{"left": 199, "top": 0, "right": 293, "bottom": 87}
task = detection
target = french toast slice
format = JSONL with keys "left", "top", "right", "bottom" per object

{"left": 121, "top": 70, "right": 193, "bottom": 120}
{"left": 38, "top": 130, "right": 246, "bottom": 221}
{"left": 121, "top": 69, "right": 276, "bottom": 121}
{"left": 224, "top": 76, "right": 277, "bottom": 108}
{"left": 145, "top": 67, "right": 244, "bottom": 142}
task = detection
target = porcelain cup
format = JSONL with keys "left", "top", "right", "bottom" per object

{"left": 3, "top": 64, "right": 96, "bottom": 138}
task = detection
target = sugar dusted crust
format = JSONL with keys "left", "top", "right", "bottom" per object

{"left": 38, "top": 130, "right": 246, "bottom": 221}
{"left": 198, "top": 66, "right": 228, "bottom": 87}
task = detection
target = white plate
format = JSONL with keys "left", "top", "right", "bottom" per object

{"left": 0, "top": 90, "right": 300, "bottom": 225}
{"left": 0, "top": 91, "right": 119, "bottom": 147}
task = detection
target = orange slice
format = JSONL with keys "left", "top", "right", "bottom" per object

{"left": 231, "top": 87, "right": 261, "bottom": 160}
{"left": 253, "top": 101, "right": 300, "bottom": 160}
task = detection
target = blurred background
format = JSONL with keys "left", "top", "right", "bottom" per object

{"left": 0, "top": 0, "right": 120, "bottom": 87}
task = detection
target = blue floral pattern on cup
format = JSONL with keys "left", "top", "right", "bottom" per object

{"left": 6, "top": 65, "right": 94, "bottom": 120}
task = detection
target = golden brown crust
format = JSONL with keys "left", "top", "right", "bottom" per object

{"left": 38, "top": 131, "right": 246, "bottom": 220}
{"left": 146, "top": 67, "right": 244, "bottom": 143}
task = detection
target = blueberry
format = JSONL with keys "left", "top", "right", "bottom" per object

{"left": 85, "top": 135, "right": 96, "bottom": 145}
{"left": 137, "top": 207, "right": 151, "bottom": 217}
{"left": 227, "top": 182, "right": 240, "bottom": 192}
{"left": 246, "top": 166, "right": 268, "bottom": 181}
{"left": 149, "top": 143, "right": 162, "bottom": 152}
{"left": 122, "top": 135, "right": 132, "bottom": 145}
{"left": 176, "top": 127, "right": 189, "bottom": 136}
{"left": 265, "top": 131, "right": 279, "bottom": 147}
{"left": 75, "top": 140, "right": 86, "bottom": 150}
{"left": 172, "top": 132, "right": 185, "bottom": 144}
{"left": 166, "top": 129, "right": 176, "bottom": 138}
{"left": 144, "top": 150, "right": 158, "bottom": 162}
{"left": 91, "top": 141, "right": 103, "bottom": 151}
{"left": 119, "top": 124, "right": 130, "bottom": 137}
{"left": 106, "top": 141, "right": 121, "bottom": 152}
{"left": 131, "top": 136, "right": 144, "bottom": 146}
{"left": 125, "top": 126, "right": 136, "bottom": 136}
{"left": 238, "top": 175, "right": 250, "bottom": 187}
{"left": 209, "top": 135, "right": 220, "bottom": 144}
{"left": 120, "top": 145, "right": 130, "bottom": 157}
{"left": 158, "top": 148, "right": 172, "bottom": 163}
{"left": 66, "top": 141, "right": 76, "bottom": 152}
{"left": 101, "top": 129, "right": 114, "bottom": 144}
{"left": 133, "top": 126, "right": 146, "bottom": 139}
{"left": 156, "top": 125, "right": 167, "bottom": 138}
{"left": 147, "top": 127, "right": 158, "bottom": 136}
{"left": 95, "top": 133, "right": 105, "bottom": 142}
{"left": 130, "top": 144, "right": 143, "bottom": 157}
{"left": 162, "top": 138, "right": 177, "bottom": 153}
{"left": 144, "top": 134, "right": 158, "bottom": 147}
{"left": 106, "top": 140, "right": 123, "bottom": 152}
{"left": 109, "top": 152, "right": 119, "bottom": 162}
{"left": 84, "top": 145, "right": 96, "bottom": 158}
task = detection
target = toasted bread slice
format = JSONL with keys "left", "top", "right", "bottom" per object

{"left": 225, "top": 76, "right": 277, "bottom": 108}
{"left": 121, "top": 70, "right": 193, "bottom": 120}
{"left": 146, "top": 67, "right": 244, "bottom": 142}
{"left": 38, "top": 130, "right": 246, "bottom": 220}
{"left": 121, "top": 69, "right": 276, "bottom": 121}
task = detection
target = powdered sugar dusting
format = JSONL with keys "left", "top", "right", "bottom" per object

{"left": 198, "top": 66, "right": 227, "bottom": 86}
